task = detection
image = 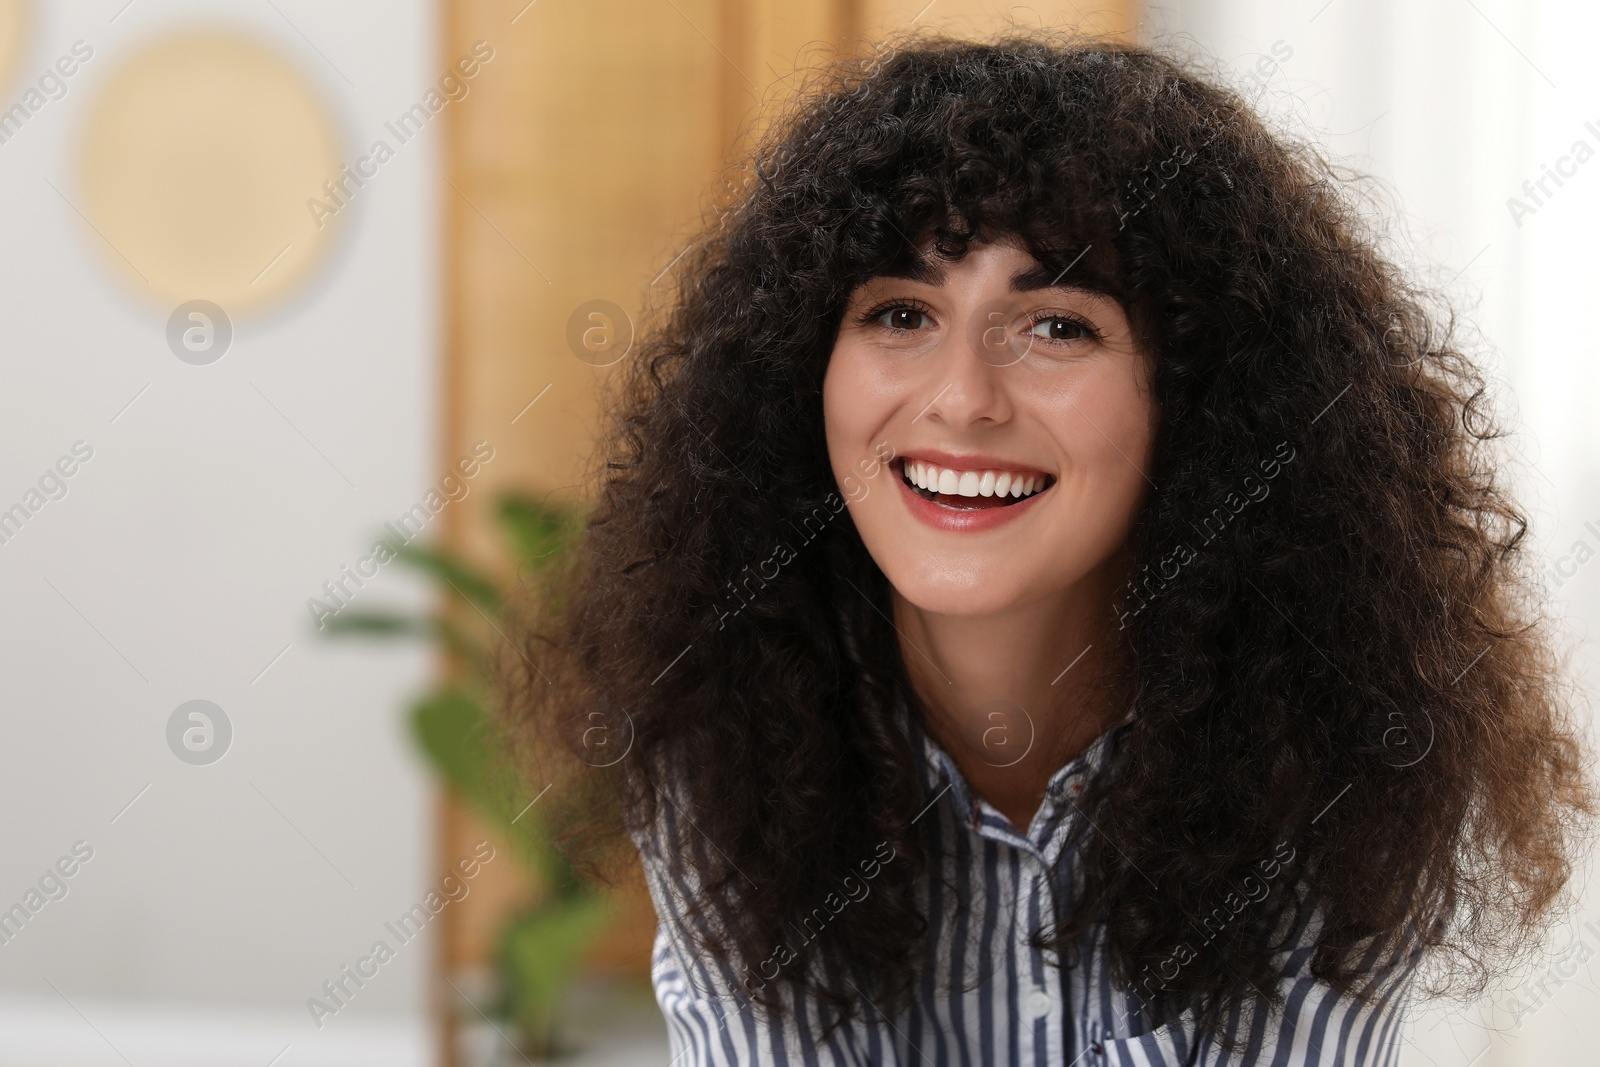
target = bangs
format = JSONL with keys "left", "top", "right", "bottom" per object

{"left": 837, "top": 212, "right": 1134, "bottom": 330}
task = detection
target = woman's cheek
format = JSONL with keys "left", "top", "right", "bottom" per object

{"left": 823, "top": 346, "right": 893, "bottom": 484}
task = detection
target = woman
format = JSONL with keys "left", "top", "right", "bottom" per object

{"left": 504, "top": 33, "right": 1594, "bottom": 1065}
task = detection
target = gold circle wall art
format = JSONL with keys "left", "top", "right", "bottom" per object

{"left": 79, "top": 29, "right": 344, "bottom": 313}
{"left": 0, "top": 1, "right": 25, "bottom": 93}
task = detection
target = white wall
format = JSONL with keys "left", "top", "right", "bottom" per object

{"left": 1141, "top": 1, "right": 1600, "bottom": 1064}
{"left": 0, "top": 1, "right": 438, "bottom": 1062}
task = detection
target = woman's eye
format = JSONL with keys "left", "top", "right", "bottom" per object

{"left": 1029, "top": 316, "right": 1094, "bottom": 342}
{"left": 877, "top": 306, "right": 928, "bottom": 331}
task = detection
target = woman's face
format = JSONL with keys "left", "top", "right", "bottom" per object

{"left": 823, "top": 236, "right": 1157, "bottom": 618}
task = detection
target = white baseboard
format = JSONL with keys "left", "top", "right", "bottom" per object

{"left": 0, "top": 995, "right": 429, "bottom": 1067}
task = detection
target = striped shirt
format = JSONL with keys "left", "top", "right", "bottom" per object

{"left": 635, "top": 708, "right": 1422, "bottom": 1066}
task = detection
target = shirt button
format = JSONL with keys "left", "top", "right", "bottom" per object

{"left": 1024, "top": 987, "right": 1053, "bottom": 1018}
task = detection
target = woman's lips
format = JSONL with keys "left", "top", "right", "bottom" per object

{"left": 894, "top": 458, "right": 1053, "bottom": 531}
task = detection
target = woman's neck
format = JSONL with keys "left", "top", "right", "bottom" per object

{"left": 892, "top": 569, "right": 1127, "bottom": 832}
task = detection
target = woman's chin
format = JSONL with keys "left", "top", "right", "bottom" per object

{"left": 886, "top": 571, "right": 1038, "bottom": 619}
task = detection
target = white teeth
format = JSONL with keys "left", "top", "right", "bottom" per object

{"left": 901, "top": 461, "right": 1049, "bottom": 501}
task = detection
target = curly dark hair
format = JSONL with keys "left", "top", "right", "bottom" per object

{"left": 500, "top": 31, "right": 1595, "bottom": 1038}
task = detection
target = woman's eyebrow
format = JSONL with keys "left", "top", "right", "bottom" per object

{"left": 1009, "top": 262, "right": 1117, "bottom": 300}
{"left": 873, "top": 254, "right": 947, "bottom": 285}
{"left": 863, "top": 255, "right": 1118, "bottom": 300}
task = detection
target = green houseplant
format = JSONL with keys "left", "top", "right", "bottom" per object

{"left": 321, "top": 493, "right": 607, "bottom": 1055}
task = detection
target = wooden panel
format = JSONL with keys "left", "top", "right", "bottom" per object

{"left": 718, "top": 0, "right": 861, "bottom": 154}
{"left": 859, "top": 0, "right": 1136, "bottom": 40}
{"left": 448, "top": 0, "right": 724, "bottom": 546}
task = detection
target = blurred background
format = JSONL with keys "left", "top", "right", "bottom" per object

{"left": 0, "top": 0, "right": 1595, "bottom": 1064}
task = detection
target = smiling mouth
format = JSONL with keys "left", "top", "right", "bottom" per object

{"left": 898, "top": 458, "right": 1056, "bottom": 511}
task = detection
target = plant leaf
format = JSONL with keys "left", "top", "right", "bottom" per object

{"left": 499, "top": 894, "right": 612, "bottom": 1052}
{"left": 320, "top": 612, "right": 486, "bottom": 666}
{"left": 319, "top": 610, "right": 430, "bottom": 638}
{"left": 409, "top": 686, "right": 562, "bottom": 882}
{"left": 389, "top": 542, "right": 501, "bottom": 612}
{"left": 497, "top": 494, "right": 583, "bottom": 570}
